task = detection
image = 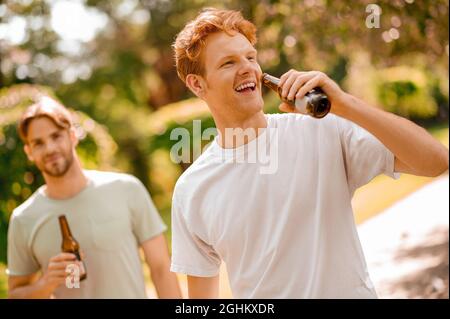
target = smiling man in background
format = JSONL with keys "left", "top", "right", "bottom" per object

{"left": 7, "top": 97, "right": 181, "bottom": 298}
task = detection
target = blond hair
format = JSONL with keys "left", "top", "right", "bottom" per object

{"left": 18, "top": 97, "right": 73, "bottom": 143}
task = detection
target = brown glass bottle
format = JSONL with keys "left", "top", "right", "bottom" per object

{"left": 58, "top": 215, "right": 87, "bottom": 281}
{"left": 261, "top": 73, "right": 331, "bottom": 118}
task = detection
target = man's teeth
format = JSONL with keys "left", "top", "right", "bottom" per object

{"left": 235, "top": 83, "right": 256, "bottom": 92}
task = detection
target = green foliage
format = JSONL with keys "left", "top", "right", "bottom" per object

{"left": 376, "top": 66, "right": 439, "bottom": 119}
{"left": 0, "top": 263, "right": 7, "bottom": 298}
{"left": 0, "top": 123, "right": 45, "bottom": 264}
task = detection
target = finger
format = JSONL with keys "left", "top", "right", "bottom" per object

{"left": 44, "top": 271, "right": 69, "bottom": 285}
{"left": 48, "top": 258, "right": 76, "bottom": 270}
{"left": 49, "top": 270, "right": 70, "bottom": 278}
{"left": 48, "top": 276, "right": 68, "bottom": 287}
{"left": 45, "top": 277, "right": 66, "bottom": 288}
{"left": 287, "top": 74, "right": 315, "bottom": 101}
{"left": 280, "top": 73, "right": 298, "bottom": 99}
{"left": 49, "top": 261, "right": 80, "bottom": 271}
{"left": 280, "top": 70, "right": 308, "bottom": 87}
{"left": 279, "top": 69, "right": 295, "bottom": 87}
{"left": 278, "top": 102, "right": 296, "bottom": 113}
{"left": 51, "top": 253, "right": 77, "bottom": 262}
{"left": 296, "top": 75, "right": 322, "bottom": 100}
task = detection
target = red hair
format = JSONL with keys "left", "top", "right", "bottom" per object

{"left": 173, "top": 8, "right": 257, "bottom": 83}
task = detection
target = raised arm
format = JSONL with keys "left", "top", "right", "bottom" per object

{"left": 278, "top": 70, "right": 449, "bottom": 176}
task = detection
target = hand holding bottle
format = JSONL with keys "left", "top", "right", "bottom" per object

{"left": 277, "top": 69, "right": 347, "bottom": 116}
{"left": 38, "top": 252, "right": 78, "bottom": 292}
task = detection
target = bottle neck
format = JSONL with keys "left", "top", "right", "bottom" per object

{"left": 261, "top": 73, "right": 281, "bottom": 93}
{"left": 58, "top": 215, "right": 73, "bottom": 239}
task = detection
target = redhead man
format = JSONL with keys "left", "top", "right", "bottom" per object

{"left": 170, "top": 8, "right": 448, "bottom": 298}
{"left": 7, "top": 97, "right": 181, "bottom": 298}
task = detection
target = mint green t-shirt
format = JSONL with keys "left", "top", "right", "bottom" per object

{"left": 7, "top": 170, "right": 167, "bottom": 298}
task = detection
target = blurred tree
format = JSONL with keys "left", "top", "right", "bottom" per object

{"left": 1, "top": 0, "right": 448, "bottom": 105}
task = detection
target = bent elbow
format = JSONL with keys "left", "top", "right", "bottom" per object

{"left": 429, "top": 151, "right": 449, "bottom": 177}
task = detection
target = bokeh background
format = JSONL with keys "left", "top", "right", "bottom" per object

{"left": 0, "top": 0, "right": 448, "bottom": 298}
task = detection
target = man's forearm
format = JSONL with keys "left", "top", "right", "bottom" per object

{"left": 334, "top": 93, "right": 449, "bottom": 176}
{"left": 151, "top": 269, "right": 182, "bottom": 298}
{"left": 9, "top": 279, "right": 55, "bottom": 299}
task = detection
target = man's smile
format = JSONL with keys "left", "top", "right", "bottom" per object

{"left": 234, "top": 81, "right": 256, "bottom": 93}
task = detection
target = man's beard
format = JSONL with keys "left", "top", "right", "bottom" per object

{"left": 41, "top": 151, "right": 74, "bottom": 177}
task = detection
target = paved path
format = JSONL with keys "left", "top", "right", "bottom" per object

{"left": 358, "top": 175, "right": 449, "bottom": 298}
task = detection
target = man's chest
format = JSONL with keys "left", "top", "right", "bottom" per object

{"left": 30, "top": 197, "right": 133, "bottom": 268}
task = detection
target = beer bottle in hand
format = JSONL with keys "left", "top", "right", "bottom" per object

{"left": 58, "top": 215, "right": 87, "bottom": 281}
{"left": 261, "top": 73, "right": 331, "bottom": 118}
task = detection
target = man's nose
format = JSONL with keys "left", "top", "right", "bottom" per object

{"left": 44, "top": 140, "right": 57, "bottom": 153}
{"left": 238, "top": 58, "right": 256, "bottom": 75}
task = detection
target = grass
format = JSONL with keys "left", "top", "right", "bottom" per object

{"left": 0, "top": 263, "right": 7, "bottom": 299}
{"left": 352, "top": 174, "right": 437, "bottom": 224}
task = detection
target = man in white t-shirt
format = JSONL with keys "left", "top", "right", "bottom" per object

{"left": 170, "top": 8, "right": 449, "bottom": 298}
{"left": 7, "top": 97, "right": 181, "bottom": 298}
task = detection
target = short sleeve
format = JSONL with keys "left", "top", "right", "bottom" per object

{"left": 170, "top": 195, "right": 221, "bottom": 277}
{"left": 6, "top": 213, "right": 40, "bottom": 276}
{"left": 336, "top": 115, "right": 401, "bottom": 195}
{"left": 128, "top": 177, "right": 167, "bottom": 244}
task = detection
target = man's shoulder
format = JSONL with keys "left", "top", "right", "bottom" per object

{"left": 10, "top": 186, "right": 51, "bottom": 225}
{"left": 266, "top": 112, "right": 339, "bottom": 128}
{"left": 86, "top": 170, "right": 142, "bottom": 189}
{"left": 171, "top": 148, "right": 218, "bottom": 205}
{"left": 266, "top": 112, "right": 306, "bottom": 124}
{"left": 172, "top": 165, "right": 201, "bottom": 203}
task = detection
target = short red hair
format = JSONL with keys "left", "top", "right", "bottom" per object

{"left": 173, "top": 8, "right": 257, "bottom": 83}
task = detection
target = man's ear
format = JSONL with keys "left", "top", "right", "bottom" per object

{"left": 24, "top": 144, "right": 34, "bottom": 162}
{"left": 186, "top": 74, "right": 207, "bottom": 99}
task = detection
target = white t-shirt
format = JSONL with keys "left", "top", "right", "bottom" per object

{"left": 170, "top": 113, "right": 400, "bottom": 298}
